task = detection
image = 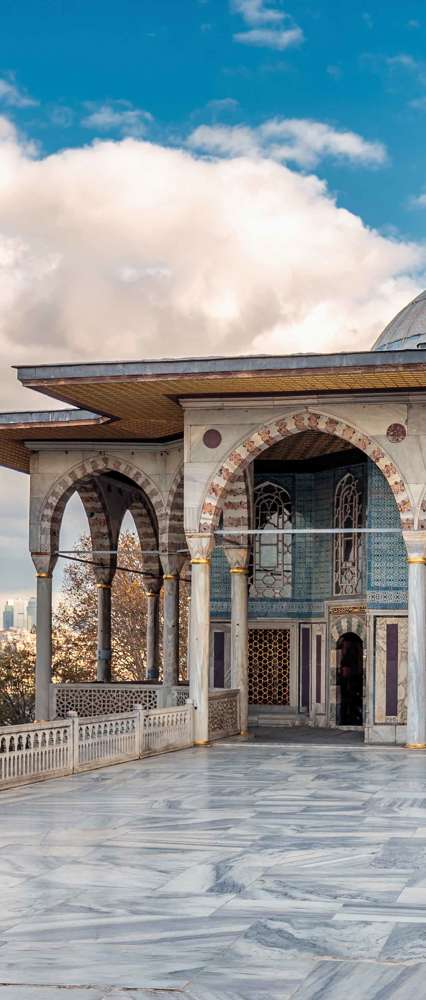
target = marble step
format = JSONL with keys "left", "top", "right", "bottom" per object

{"left": 249, "top": 706, "right": 308, "bottom": 727}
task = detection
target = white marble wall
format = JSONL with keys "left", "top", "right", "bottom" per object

{"left": 374, "top": 616, "right": 408, "bottom": 725}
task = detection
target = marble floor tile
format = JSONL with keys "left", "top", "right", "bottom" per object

{"left": 290, "top": 959, "right": 426, "bottom": 999}
{"left": 3, "top": 743, "right": 426, "bottom": 995}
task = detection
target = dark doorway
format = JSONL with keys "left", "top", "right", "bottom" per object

{"left": 336, "top": 632, "right": 363, "bottom": 726}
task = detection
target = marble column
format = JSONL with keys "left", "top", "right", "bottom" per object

{"left": 96, "top": 582, "right": 112, "bottom": 682}
{"left": 32, "top": 554, "right": 57, "bottom": 721}
{"left": 403, "top": 531, "right": 426, "bottom": 748}
{"left": 225, "top": 546, "right": 250, "bottom": 736}
{"left": 180, "top": 559, "right": 192, "bottom": 685}
{"left": 162, "top": 575, "right": 179, "bottom": 685}
{"left": 146, "top": 587, "right": 161, "bottom": 681}
{"left": 187, "top": 533, "right": 214, "bottom": 745}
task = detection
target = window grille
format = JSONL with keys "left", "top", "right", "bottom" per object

{"left": 251, "top": 481, "right": 292, "bottom": 598}
{"left": 334, "top": 472, "right": 363, "bottom": 596}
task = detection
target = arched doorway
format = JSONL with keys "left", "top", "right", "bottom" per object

{"left": 336, "top": 632, "right": 364, "bottom": 726}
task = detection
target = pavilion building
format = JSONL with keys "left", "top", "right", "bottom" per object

{"left": 2, "top": 291, "right": 426, "bottom": 746}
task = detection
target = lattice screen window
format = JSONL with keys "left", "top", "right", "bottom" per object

{"left": 334, "top": 473, "right": 362, "bottom": 596}
{"left": 248, "top": 628, "right": 290, "bottom": 705}
{"left": 251, "top": 481, "right": 292, "bottom": 598}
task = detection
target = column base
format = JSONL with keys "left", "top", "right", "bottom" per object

{"left": 240, "top": 730, "right": 249, "bottom": 737}
{"left": 406, "top": 742, "right": 426, "bottom": 749}
{"left": 194, "top": 739, "right": 209, "bottom": 746}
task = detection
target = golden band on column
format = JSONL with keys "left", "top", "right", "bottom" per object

{"left": 96, "top": 582, "right": 112, "bottom": 589}
{"left": 230, "top": 567, "right": 248, "bottom": 574}
{"left": 407, "top": 556, "right": 426, "bottom": 564}
{"left": 191, "top": 558, "right": 210, "bottom": 565}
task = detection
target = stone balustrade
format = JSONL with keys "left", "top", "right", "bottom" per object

{"left": 208, "top": 689, "right": 241, "bottom": 741}
{"left": 51, "top": 682, "right": 163, "bottom": 718}
{"left": 0, "top": 719, "right": 72, "bottom": 788}
{"left": 143, "top": 705, "right": 194, "bottom": 756}
{"left": 0, "top": 693, "right": 240, "bottom": 790}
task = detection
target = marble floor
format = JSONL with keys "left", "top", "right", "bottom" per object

{"left": 2, "top": 743, "right": 426, "bottom": 999}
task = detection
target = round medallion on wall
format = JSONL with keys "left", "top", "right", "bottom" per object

{"left": 203, "top": 429, "right": 222, "bottom": 449}
{"left": 386, "top": 423, "right": 407, "bottom": 443}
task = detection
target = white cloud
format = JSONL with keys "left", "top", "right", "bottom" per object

{"left": 232, "top": 0, "right": 287, "bottom": 25}
{"left": 206, "top": 98, "right": 240, "bottom": 112}
{"left": 232, "top": 0, "right": 304, "bottom": 49}
{"left": 234, "top": 26, "right": 303, "bottom": 48}
{"left": 82, "top": 101, "right": 154, "bottom": 138}
{"left": 409, "top": 192, "right": 426, "bottom": 208}
{"left": 0, "top": 115, "right": 423, "bottom": 588}
{"left": 0, "top": 76, "right": 37, "bottom": 108}
{"left": 188, "top": 117, "right": 387, "bottom": 168}
{"left": 0, "top": 114, "right": 420, "bottom": 395}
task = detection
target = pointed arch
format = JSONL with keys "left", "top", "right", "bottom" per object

{"left": 199, "top": 409, "right": 413, "bottom": 533}
{"left": 36, "top": 454, "right": 166, "bottom": 555}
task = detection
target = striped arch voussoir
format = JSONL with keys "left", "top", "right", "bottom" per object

{"left": 38, "top": 455, "right": 166, "bottom": 553}
{"left": 199, "top": 410, "right": 413, "bottom": 533}
{"left": 330, "top": 616, "right": 367, "bottom": 644}
{"left": 164, "top": 465, "right": 185, "bottom": 554}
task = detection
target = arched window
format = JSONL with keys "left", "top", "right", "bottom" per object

{"left": 334, "top": 472, "right": 363, "bottom": 596}
{"left": 252, "top": 481, "right": 292, "bottom": 598}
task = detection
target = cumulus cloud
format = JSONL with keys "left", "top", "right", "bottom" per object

{"left": 0, "top": 76, "right": 37, "bottom": 108}
{"left": 0, "top": 113, "right": 424, "bottom": 588}
{"left": 82, "top": 101, "right": 154, "bottom": 138}
{"left": 232, "top": 0, "right": 303, "bottom": 49}
{"left": 0, "top": 112, "right": 422, "bottom": 419}
{"left": 187, "top": 117, "right": 387, "bottom": 167}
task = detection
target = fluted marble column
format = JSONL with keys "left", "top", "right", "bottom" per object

{"left": 403, "top": 531, "right": 426, "bottom": 748}
{"left": 32, "top": 553, "right": 57, "bottom": 721}
{"left": 225, "top": 546, "right": 249, "bottom": 736}
{"left": 96, "top": 582, "right": 112, "bottom": 682}
{"left": 187, "top": 534, "right": 214, "bottom": 745}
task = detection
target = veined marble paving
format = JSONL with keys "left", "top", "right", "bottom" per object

{"left": 2, "top": 745, "right": 426, "bottom": 998}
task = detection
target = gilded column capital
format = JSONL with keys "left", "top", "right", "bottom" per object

{"left": 403, "top": 530, "right": 426, "bottom": 562}
{"left": 224, "top": 545, "right": 250, "bottom": 572}
{"left": 186, "top": 532, "right": 214, "bottom": 562}
{"left": 31, "top": 552, "right": 57, "bottom": 577}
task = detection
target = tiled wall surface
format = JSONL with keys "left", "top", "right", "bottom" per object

{"left": 366, "top": 462, "right": 408, "bottom": 610}
{"left": 211, "top": 460, "right": 379, "bottom": 620}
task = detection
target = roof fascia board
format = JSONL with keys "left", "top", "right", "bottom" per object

{"left": 15, "top": 348, "right": 426, "bottom": 384}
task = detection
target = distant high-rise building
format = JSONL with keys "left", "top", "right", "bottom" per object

{"left": 14, "top": 599, "right": 25, "bottom": 630}
{"left": 3, "top": 601, "right": 14, "bottom": 630}
{"left": 27, "top": 597, "right": 37, "bottom": 632}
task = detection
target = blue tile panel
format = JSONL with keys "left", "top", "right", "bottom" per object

{"left": 210, "top": 459, "right": 406, "bottom": 620}
{"left": 366, "top": 460, "right": 407, "bottom": 610}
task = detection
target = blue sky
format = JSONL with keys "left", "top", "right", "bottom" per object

{"left": 3, "top": 0, "right": 426, "bottom": 238}
{"left": 1, "top": 0, "right": 426, "bottom": 606}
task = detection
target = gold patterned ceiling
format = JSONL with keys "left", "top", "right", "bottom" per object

{"left": 2, "top": 355, "right": 426, "bottom": 474}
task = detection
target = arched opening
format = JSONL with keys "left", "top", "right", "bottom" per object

{"left": 336, "top": 632, "right": 364, "bottom": 726}
{"left": 208, "top": 421, "right": 407, "bottom": 736}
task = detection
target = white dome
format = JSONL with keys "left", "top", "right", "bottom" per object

{"left": 373, "top": 290, "right": 426, "bottom": 351}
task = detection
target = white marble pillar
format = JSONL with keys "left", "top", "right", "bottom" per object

{"left": 162, "top": 574, "right": 179, "bottom": 686}
{"left": 225, "top": 546, "right": 249, "bottom": 736}
{"left": 186, "top": 534, "right": 213, "bottom": 745}
{"left": 32, "top": 554, "right": 57, "bottom": 721}
{"left": 403, "top": 531, "right": 426, "bottom": 748}
{"left": 96, "top": 582, "right": 112, "bottom": 682}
